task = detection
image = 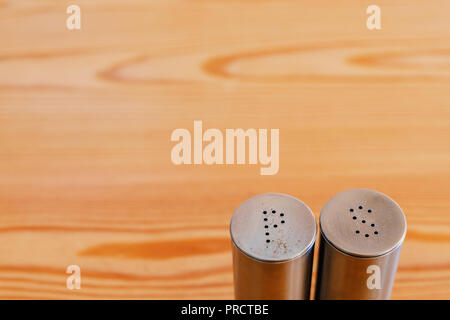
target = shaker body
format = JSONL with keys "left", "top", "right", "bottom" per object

{"left": 232, "top": 241, "right": 314, "bottom": 299}
{"left": 315, "top": 234, "right": 402, "bottom": 299}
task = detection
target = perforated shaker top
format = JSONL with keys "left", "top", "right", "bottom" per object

{"left": 320, "top": 189, "right": 407, "bottom": 258}
{"left": 230, "top": 193, "right": 317, "bottom": 262}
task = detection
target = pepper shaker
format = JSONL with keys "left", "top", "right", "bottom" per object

{"left": 230, "top": 193, "right": 317, "bottom": 299}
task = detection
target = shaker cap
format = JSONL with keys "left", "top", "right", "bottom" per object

{"left": 230, "top": 193, "right": 317, "bottom": 262}
{"left": 320, "top": 189, "right": 407, "bottom": 258}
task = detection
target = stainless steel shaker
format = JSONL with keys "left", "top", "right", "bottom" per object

{"left": 315, "top": 189, "right": 407, "bottom": 300}
{"left": 230, "top": 193, "right": 317, "bottom": 299}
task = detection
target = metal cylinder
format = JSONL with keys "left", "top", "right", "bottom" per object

{"left": 315, "top": 189, "right": 407, "bottom": 300}
{"left": 230, "top": 193, "right": 317, "bottom": 299}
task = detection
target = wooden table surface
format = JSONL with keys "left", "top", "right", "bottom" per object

{"left": 0, "top": 0, "right": 449, "bottom": 299}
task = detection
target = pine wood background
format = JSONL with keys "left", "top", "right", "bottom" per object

{"left": 0, "top": 0, "right": 449, "bottom": 299}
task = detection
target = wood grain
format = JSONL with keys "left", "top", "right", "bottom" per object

{"left": 0, "top": 0, "right": 449, "bottom": 299}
